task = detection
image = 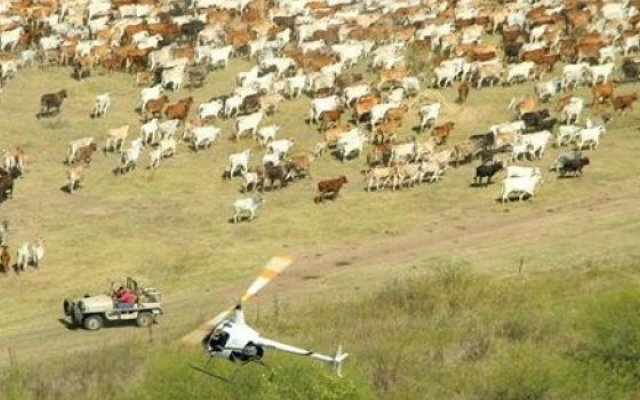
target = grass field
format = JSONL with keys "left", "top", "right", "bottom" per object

{"left": 1, "top": 46, "right": 640, "bottom": 398}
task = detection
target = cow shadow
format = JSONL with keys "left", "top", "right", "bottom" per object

{"left": 36, "top": 110, "right": 60, "bottom": 119}
{"left": 495, "top": 193, "right": 533, "bottom": 203}
{"left": 469, "top": 181, "right": 495, "bottom": 188}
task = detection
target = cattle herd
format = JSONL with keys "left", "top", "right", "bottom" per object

{"left": 0, "top": 0, "right": 636, "bottom": 265}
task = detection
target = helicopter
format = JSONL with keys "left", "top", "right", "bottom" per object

{"left": 180, "top": 255, "right": 349, "bottom": 376}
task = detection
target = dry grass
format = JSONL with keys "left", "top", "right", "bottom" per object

{"left": 1, "top": 52, "right": 640, "bottom": 369}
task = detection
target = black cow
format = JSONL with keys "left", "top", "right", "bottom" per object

{"left": 474, "top": 161, "right": 503, "bottom": 186}
{"left": 621, "top": 59, "right": 640, "bottom": 82}
{"left": 260, "top": 162, "right": 288, "bottom": 192}
{"left": 557, "top": 156, "right": 590, "bottom": 177}
{"left": 37, "top": 89, "right": 67, "bottom": 118}
{"left": 504, "top": 42, "right": 523, "bottom": 62}
{"left": 0, "top": 174, "right": 15, "bottom": 203}
{"left": 240, "top": 94, "right": 261, "bottom": 115}
{"left": 521, "top": 109, "right": 550, "bottom": 128}
{"left": 534, "top": 117, "right": 558, "bottom": 131}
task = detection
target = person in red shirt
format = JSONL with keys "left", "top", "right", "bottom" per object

{"left": 113, "top": 286, "right": 136, "bottom": 309}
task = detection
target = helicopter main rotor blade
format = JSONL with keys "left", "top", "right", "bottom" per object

{"left": 179, "top": 255, "right": 293, "bottom": 345}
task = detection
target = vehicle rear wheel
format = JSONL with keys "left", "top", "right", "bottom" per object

{"left": 83, "top": 315, "right": 103, "bottom": 331}
{"left": 136, "top": 312, "right": 153, "bottom": 328}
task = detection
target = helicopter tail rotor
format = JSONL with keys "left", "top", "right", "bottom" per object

{"left": 332, "top": 345, "right": 349, "bottom": 377}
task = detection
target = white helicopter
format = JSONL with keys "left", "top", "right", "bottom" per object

{"left": 180, "top": 256, "right": 349, "bottom": 376}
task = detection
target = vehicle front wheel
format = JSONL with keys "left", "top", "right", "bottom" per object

{"left": 63, "top": 299, "right": 72, "bottom": 316}
{"left": 136, "top": 312, "right": 153, "bottom": 328}
{"left": 83, "top": 315, "right": 103, "bottom": 331}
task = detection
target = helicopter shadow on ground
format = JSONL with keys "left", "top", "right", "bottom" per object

{"left": 189, "top": 363, "right": 232, "bottom": 383}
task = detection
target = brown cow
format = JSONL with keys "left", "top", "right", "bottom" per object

{"left": 612, "top": 93, "right": 638, "bottom": 113}
{"left": 431, "top": 121, "right": 455, "bottom": 144}
{"left": 592, "top": 81, "right": 617, "bottom": 106}
{"left": 319, "top": 108, "right": 344, "bottom": 132}
{"left": 165, "top": 97, "right": 194, "bottom": 121}
{"left": 378, "top": 67, "right": 409, "bottom": 89}
{"left": 284, "top": 153, "right": 315, "bottom": 180}
{"left": 385, "top": 105, "right": 409, "bottom": 125}
{"left": 72, "top": 143, "right": 98, "bottom": 165}
{"left": 145, "top": 95, "right": 169, "bottom": 119}
{"left": 0, "top": 245, "right": 9, "bottom": 273}
{"left": 314, "top": 176, "right": 348, "bottom": 203}
{"left": 457, "top": 81, "right": 470, "bottom": 104}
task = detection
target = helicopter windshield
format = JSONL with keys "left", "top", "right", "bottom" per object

{"left": 207, "top": 328, "right": 230, "bottom": 351}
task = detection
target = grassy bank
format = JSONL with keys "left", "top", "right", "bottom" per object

{"left": 3, "top": 258, "right": 640, "bottom": 399}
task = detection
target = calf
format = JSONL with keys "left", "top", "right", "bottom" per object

{"left": 314, "top": 176, "right": 348, "bottom": 203}
{"left": 284, "top": 154, "right": 314, "bottom": 180}
{"left": 72, "top": 143, "right": 98, "bottom": 165}
{"left": 457, "top": 81, "right": 470, "bottom": 103}
{"left": 105, "top": 125, "right": 129, "bottom": 152}
{"left": 67, "top": 163, "right": 89, "bottom": 193}
{"left": 431, "top": 121, "right": 455, "bottom": 144}
{"left": 232, "top": 196, "right": 265, "bottom": 223}
{"left": 474, "top": 161, "right": 504, "bottom": 186}
{"left": 612, "top": 93, "right": 638, "bottom": 113}
{"left": 93, "top": 93, "right": 111, "bottom": 118}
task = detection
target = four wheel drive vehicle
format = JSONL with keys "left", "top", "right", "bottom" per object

{"left": 63, "top": 277, "right": 163, "bottom": 331}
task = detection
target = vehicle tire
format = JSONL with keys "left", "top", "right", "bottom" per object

{"left": 136, "top": 312, "right": 153, "bottom": 328}
{"left": 83, "top": 315, "right": 103, "bottom": 331}
{"left": 63, "top": 299, "right": 72, "bottom": 316}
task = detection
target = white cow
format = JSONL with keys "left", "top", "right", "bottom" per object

{"left": 585, "top": 63, "right": 615, "bottom": 85}
{"left": 232, "top": 196, "right": 265, "bottom": 223}
{"left": 501, "top": 175, "right": 542, "bottom": 203}
{"left": 140, "top": 84, "right": 163, "bottom": 112}
{"left": 576, "top": 126, "right": 605, "bottom": 150}
{"left": 256, "top": 124, "right": 280, "bottom": 145}
{"left": 336, "top": 129, "right": 366, "bottom": 162}
{"left": 149, "top": 138, "right": 177, "bottom": 169}
{"left": 267, "top": 138, "right": 295, "bottom": 156}
{"left": 344, "top": 84, "right": 370, "bottom": 106}
{"left": 94, "top": 93, "right": 111, "bottom": 119}
{"left": 0, "top": 27, "right": 24, "bottom": 51}
{"left": 66, "top": 137, "right": 96, "bottom": 164}
{"left": 191, "top": 126, "right": 220, "bottom": 151}
{"left": 209, "top": 45, "right": 234, "bottom": 69}
{"left": 309, "top": 95, "right": 340, "bottom": 124}
{"left": 198, "top": 99, "right": 224, "bottom": 120}
{"left": 504, "top": 61, "right": 535, "bottom": 85}
{"left": 224, "top": 149, "right": 251, "bottom": 178}
{"left": 560, "top": 97, "right": 584, "bottom": 124}
{"left": 15, "top": 239, "right": 45, "bottom": 270}
{"left": 118, "top": 137, "right": 144, "bottom": 174}
{"left": 535, "top": 78, "right": 562, "bottom": 102}
{"left": 519, "top": 130, "right": 552, "bottom": 159}
{"left": 286, "top": 74, "right": 307, "bottom": 98}
{"left": 419, "top": 103, "right": 442, "bottom": 133}
{"left": 234, "top": 111, "right": 263, "bottom": 140}
{"left": 140, "top": 118, "right": 160, "bottom": 145}
{"left": 158, "top": 119, "right": 181, "bottom": 140}
{"left": 556, "top": 125, "right": 581, "bottom": 147}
